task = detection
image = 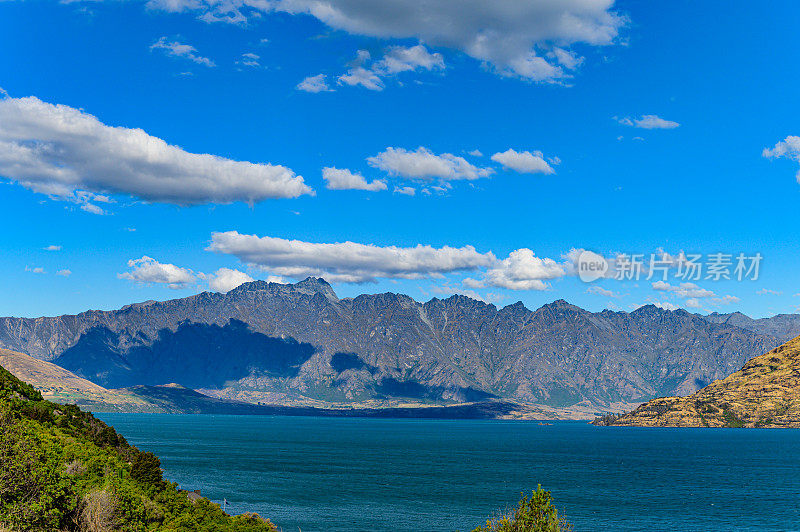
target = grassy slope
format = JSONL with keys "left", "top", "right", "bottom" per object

{"left": 0, "top": 349, "right": 162, "bottom": 412}
{"left": 595, "top": 335, "right": 800, "bottom": 428}
{"left": 0, "top": 362, "right": 277, "bottom": 531}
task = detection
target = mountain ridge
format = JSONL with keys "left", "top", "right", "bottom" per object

{"left": 1, "top": 278, "right": 797, "bottom": 412}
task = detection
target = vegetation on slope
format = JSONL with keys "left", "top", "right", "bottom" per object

{"left": 594, "top": 335, "right": 800, "bottom": 428}
{"left": 0, "top": 363, "right": 276, "bottom": 531}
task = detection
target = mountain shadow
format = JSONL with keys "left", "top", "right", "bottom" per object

{"left": 53, "top": 319, "right": 315, "bottom": 389}
{"left": 330, "top": 352, "right": 376, "bottom": 373}
{"left": 376, "top": 377, "right": 496, "bottom": 403}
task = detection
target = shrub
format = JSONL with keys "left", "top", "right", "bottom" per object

{"left": 473, "top": 486, "right": 572, "bottom": 532}
{"left": 0, "top": 407, "right": 75, "bottom": 531}
{"left": 78, "top": 490, "right": 118, "bottom": 532}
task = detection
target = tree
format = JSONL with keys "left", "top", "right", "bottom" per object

{"left": 473, "top": 486, "right": 572, "bottom": 532}
{"left": 130, "top": 451, "right": 163, "bottom": 486}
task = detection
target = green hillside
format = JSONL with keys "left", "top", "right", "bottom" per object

{"left": 0, "top": 363, "right": 277, "bottom": 531}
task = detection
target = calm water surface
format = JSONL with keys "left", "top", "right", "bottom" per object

{"left": 97, "top": 414, "right": 800, "bottom": 532}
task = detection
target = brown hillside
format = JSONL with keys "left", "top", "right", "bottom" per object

{"left": 594, "top": 335, "right": 800, "bottom": 428}
{"left": 0, "top": 348, "right": 152, "bottom": 410}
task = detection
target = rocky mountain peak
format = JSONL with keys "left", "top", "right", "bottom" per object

{"left": 292, "top": 277, "right": 338, "bottom": 300}
{"left": 228, "top": 277, "right": 339, "bottom": 301}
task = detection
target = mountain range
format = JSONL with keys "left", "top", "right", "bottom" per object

{"left": 2, "top": 277, "right": 799, "bottom": 416}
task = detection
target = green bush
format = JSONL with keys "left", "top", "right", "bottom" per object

{"left": 0, "top": 363, "right": 277, "bottom": 532}
{"left": 473, "top": 486, "right": 572, "bottom": 532}
{"left": 131, "top": 451, "right": 164, "bottom": 486}
{"left": 0, "top": 406, "right": 76, "bottom": 530}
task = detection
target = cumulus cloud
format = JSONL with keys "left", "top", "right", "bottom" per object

{"left": 374, "top": 44, "right": 444, "bottom": 75}
{"left": 0, "top": 95, "right": 312, "bottom": 211}
{"left": 616, "top": 115, "right": 680, "bottom": 129}
{"left": 150, "top": 37, "right": 216, "bottom": 67}
{"left": 207, "top": 231, "right": 495, "bottom": 283}
{"left": 368, "top": 146, "right": 493, "bottom": 181}
{"left": 202, "top": 267, "right": 254, "bottom": 293}
{"left": 323, "top": 167, "right": 387, "bottom": 191}
{"left": 586, "top": 286, "right": 620, "bottom": 298}
{"left": 146, "top": 0, "right": 625, "bottom": 83}
{"left": 338, "top": 66, "right": 384, "bottom": 90}
{"left": 393, "top": 185, "right": 415, "bottom": 196}
{"left": 763, "top": 136, "right": 800, "bottom": 181}
{"left": 335, "top": 44, "right": 445, "bottom": 91}
{"left": 118, "top": 256, "right": 196, "bottom": 289}
{"left": 25, "top": 266, "right": 45, "bottom": 274}
{"left": 56, "top": 269, "right": 72, "bottom": 277}
{"left": 651, "top": 281, "right": 738, "bottom": 307}
{"left": 491, "top": 149, "right": 556, "bottom": 175}
{"left": 465, "top": 248, "right": 566, "bottom": 291}
{"left": 756, "top": 288, "right": 782, "bottom": 296}
{"left": 43, "top": 245, "right": 61, "bottom": 251}
{"left": 297, "top": 74, "right": 332, "bottom": 93}
{"left": 652, "top": 281, "right": 715, "bottom": 299}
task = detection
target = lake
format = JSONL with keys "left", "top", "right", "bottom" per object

{"left": 97, "top": 414, "right": 800, "bottom": 531}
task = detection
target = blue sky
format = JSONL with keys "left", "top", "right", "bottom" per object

{"left": 1, "top": 0, "right": 799, "bottom": 318}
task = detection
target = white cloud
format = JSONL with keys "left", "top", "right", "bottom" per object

{"left": 652, "top": 281, "right": 714, "bottom": 299}
{"left": 323, "top": 167, "right": 387, "bottom": 191}
{"left": 393, "top": 185, "right": 415, "bottom": 196}
{"left": 297, "top": 74, "right": 332, "bottom": 93}
{"left": 0, "top": 95, "right": 312, "bottom": 211}
{"left": 25, "top": 266, "right": 45, "bottom": 274}
{"left": 763, "top": 136, "right": 800, "bottom": 182}
{"left": 490, "top": 149, "right": 555, "bottom": 175}
{"left": 616, "top": 115, "right": 680, "bottom": 129}
{"left": 335, "top": 44, "right": 444, "bottom": 91}
{"left": 150, "top": 37, "right": 216, "bottom": 67}
{"left": 714, "top": 295, "right": 739, "bottom": 305}
{"left": 368, "top": 146, "right": 493, "bottom": 181}
{"left": 203, "top": 267, "right": 254, "bottom": 293}
{"left": 338, "top": 66, "right": 384, "bottom": 90}
{"left": 56, "top": 269, "right": 72, "bottom": 277}
{"left": 465, "top": 248, "right": 566, "bottom": 291}
{"left": 586, "top": 286, "right": 620, "bottom": 298}
{"left": 373, "top": 44, "right": 444, "bottom": 75}
{"left": 43, "top": 245, "right": 61, "bottom": 251}
{"left": 468, "top": 149, "right": 482, "bottom": 157}
{"left": 118, "top": 256, "right": 196, "bottom": 289}
{"left": 684, "top": 298, "right": 702, "bottom": 309}
{"left": 756, "top": 288, "right": 782, "bottom": 296}
{"left": 651, "top": 281, "right": 738, "bottom": 307}
{"left": 236, "top": 52, "right": 260, "bottom": 67}
{"left": 147, "top": 0, "right": 625, "bottom": 83}
{"left": 81, "top": 203, "right": 106, "bottom": 215}
{"left": 207, "top": 231, "right": 495, "bottom": 283}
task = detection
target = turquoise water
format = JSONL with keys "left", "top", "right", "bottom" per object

{"left": 97, "top": 414, "right": 800, "bottom": 531}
